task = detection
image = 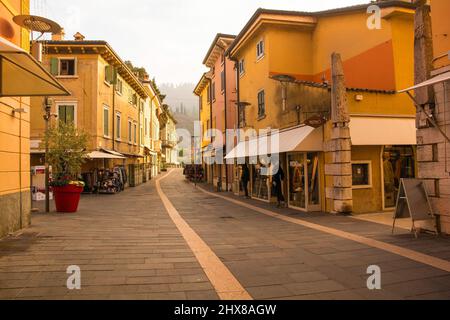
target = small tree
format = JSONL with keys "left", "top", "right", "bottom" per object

{"left": 44, "top": 122, "right": 89, "bottom": 185}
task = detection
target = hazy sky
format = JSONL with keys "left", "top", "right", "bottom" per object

{"left": 32, "top": 0, "right": 365, "bottom": 85}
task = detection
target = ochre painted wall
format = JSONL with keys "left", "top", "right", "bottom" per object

{"left": 351, "top": 146, "right": 383, "bottom": 214}
{"left": 430, "top": 0, "right": 450, "bottom": 69}
{"left": 0, "top": 0, "right": 31, "bottom": 238}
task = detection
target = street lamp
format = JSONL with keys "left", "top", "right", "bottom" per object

{"left": 43, "top": 97, "right": 57, "bottom": 212}
{"left": 14, "top": 15, "right": 64, "bottom": 213}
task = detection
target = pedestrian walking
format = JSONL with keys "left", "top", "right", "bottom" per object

{"left": 241, "top": 164, "right": 250, "bottom": 199}
{"left": 273, "top": 165, "right": 285, "bottom": 208}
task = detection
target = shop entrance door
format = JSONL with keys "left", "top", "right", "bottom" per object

{"left": 287, "top": 152, "right": 321, "bottom": 212}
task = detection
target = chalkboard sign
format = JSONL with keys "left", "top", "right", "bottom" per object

{"left": 392, "top": 179, "right": 438, "bottom": 237}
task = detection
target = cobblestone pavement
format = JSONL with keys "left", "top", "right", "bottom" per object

{"left": 1, "top": 169, "right": 450, "bottom": 300}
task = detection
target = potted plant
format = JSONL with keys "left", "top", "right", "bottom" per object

{"left": 45, "top": 122, "right": 89, "bottom": 213}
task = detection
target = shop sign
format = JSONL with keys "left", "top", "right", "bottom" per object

{"left": 305, "top": 116, "right": 326, "bottom": 128}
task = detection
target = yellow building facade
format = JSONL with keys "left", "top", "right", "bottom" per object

{"left": 30, "top": 35, "right": 152, "bottom": 189}
{"left": 0, "top": 0, "right": 30, "bottom": 238}
{"left": 1, "top": 0, "right": 69, "bottom": 237}
{"left": 226, "top": 3, "right": 417, "bottom": 214}
{"left": 194, "top": 73, "right": 212, "bottom": 183}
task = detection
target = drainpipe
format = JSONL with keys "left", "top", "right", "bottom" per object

{"left": 112, "top": 77, "right": 116, "bottom": 152}
{"left": 223, "top": 53, "right": 229, "bottom": 191}
{"left": 207, "top": 76, "right": 213, "bottom": 184}
{"left": 229, "top": 55, "right": 240, "bottom": 194}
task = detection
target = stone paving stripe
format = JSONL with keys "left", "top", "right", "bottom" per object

{"left": 197, "top": 186, "right": 450, "bottom": 274}
{"left": 156, "top": 171, "right": 252, "bottom": 300}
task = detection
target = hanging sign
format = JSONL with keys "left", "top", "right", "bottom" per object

{"left": 305, "top": 115, "right": 326, "bottom": 128}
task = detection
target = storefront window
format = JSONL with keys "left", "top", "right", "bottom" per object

{"left": 307, "top": 153, "right": 320, "bottom": 206}
{"left": 383, "top": 146, "right": 416, "bottom": 208}
{"left": 288, "top": 154, "right": 306, "bottom": 209}
{"left": 252, "top": 163, "right": 269, "bottom": 201}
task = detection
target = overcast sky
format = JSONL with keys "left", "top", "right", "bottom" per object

{"left": 32, "top": 0, "right": 365, "bottom": 85}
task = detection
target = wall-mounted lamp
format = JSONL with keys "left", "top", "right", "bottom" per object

{"left": 355, "top": 94, "right": 364, "bottom": 102}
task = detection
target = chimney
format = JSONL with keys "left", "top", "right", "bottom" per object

{"left": 52, "top": 28, "right": 65, "bottom": 41}
{"left": 73, "top": 32, "right": 85, "bottom": 41}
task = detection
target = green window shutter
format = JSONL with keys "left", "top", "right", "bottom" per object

{"left": 67, "top": 106, "right": 75, "bottom": 124}
{"left": 105, "top": 65, "right": 111, "bottom": 83}
{"left": 112, "top": 67, "right": 118, "bottom": 85}
{"left": 50, "top": 58, "right": 59, "bottom": 76}
{"left": 58, "top": 105, "right": 66, "bottom": 123}
{"left": 104, "top": 108, "right": 109, "bottom": 136}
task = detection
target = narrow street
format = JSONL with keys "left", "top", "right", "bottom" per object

{"left": 0, "top": 169, "right": 450, "bottom": 300}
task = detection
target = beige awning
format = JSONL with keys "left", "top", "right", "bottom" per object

{"left": 398, "top": 71, "right": 450, "bottom": 93}
{"left": 101, "top": 148, "right": 126, "bottom": 157}
{"left": 349, "top": 116, "right": 417, "bottom": 146}
{"left": 225, "top": 126, "right": 323, "bottom": 159}
{"left": 0, "top": 37, "right": 69, "bottom": 97}
{"left": 87, "top": 151, "right": 126, "bottom": 160}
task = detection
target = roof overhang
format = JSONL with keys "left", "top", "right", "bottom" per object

{"left": 229, "top": 12, "right": 316, "bottom": 58}
{"left": 40, "top": 40, "right": 148, "bottom": 99}
{"left": 203, "top": 34, "right": 236, "bottom": 68}
{"left": 0, "top": 37, "right": 69, "bottom": 97}
{"left": 194, "top": 72, "right": 212, "bottom": 96}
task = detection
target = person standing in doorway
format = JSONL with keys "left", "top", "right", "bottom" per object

{"left": 273, "top": 166, "right": 286, "bottom": 208}
{"left": 241, "top": 164, "right": 250, "bottom": 199}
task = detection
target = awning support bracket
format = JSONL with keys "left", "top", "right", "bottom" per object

{"left": 405, "top": 91, "right": 450, "bottom": 143}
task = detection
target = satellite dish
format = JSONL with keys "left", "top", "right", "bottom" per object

{"left": 13, "top": 15, "right": 62, "bottom": 40}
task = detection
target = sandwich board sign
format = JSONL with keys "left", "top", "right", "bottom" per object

{"left": 392, "top": 179, "right": 438, "bottom": 238}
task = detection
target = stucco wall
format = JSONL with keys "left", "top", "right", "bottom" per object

{"left": 0, "top": 0, "right": 32, "bottom": 238}
{"left": 351, "top": 145, "right": 383, "bottom": 214}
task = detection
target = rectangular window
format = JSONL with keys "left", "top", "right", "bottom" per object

{"left": 257, "top": 90, "right": 265, "bottom": 118}
{"left": 116, "top": 79, "right": 123, "bottom": 95}
{"left": 207, "top": 86, "right": 211, "bottom": 103}
{"left": 256, "top": 39, "right": 265, "bottom": 59}
{"left": 239, "top": 59, "right": 245, "bottom": 76}
{"left": 140, "top": 125, "right": 144, "bottom": 145}
{"left": 59, "top": 59, "right": 76, "bottom": 76}
{"left": 199, "top": 96, "right": 203, "bottom": 111}
{"left": 212, "top": 82, "right": 216, "bottom": 101}
{"left": 128, "top": 120, "right": 132, "bottom": 143}
{"left": 145, "top": 118, "right": 148, "bottom": 136}
{"left": 221, "top": 71, "right": 225, "bottom": 93}
{"left": 58, "top": 104, "right": 76, "bottom": 125}
{"left": 352, "top": 161, "right": 372, "bottom": 189}
{"left": 103, "top": 105, "right": 110, "bottom": 137}
{"left": 134, "top": 123, "right": 137, "bottom": 144}
{"left": 105, "top": 65, "right": 112, "bottom": 84}
{"left": 116, "top": 113, "right": 121, "bottom": 140}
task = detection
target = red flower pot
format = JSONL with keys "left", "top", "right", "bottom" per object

{"left": 53, "top": 185, "right": 83, "bottom": 213}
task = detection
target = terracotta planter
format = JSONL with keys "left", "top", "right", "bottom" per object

{"left": 53, "top": 185, "right": 83, "bottom": 213}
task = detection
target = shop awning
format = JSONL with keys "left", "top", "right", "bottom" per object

{"left": 225, "top": 126, "right": 323, "bottom": 159}
{"left": 101, "top": 148, "right": 126, "bottom": 158}
{"left": 87, "top": 151, "right": 126, "bottom": 160}
{"left": 349, "top": 117, "right": 417, "bottom": 146}
{"left": 398, "top": 71, "right": 450, "bottom": 93}
{"left": 0, "top": 37, "right": 69, "bottom": 97}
